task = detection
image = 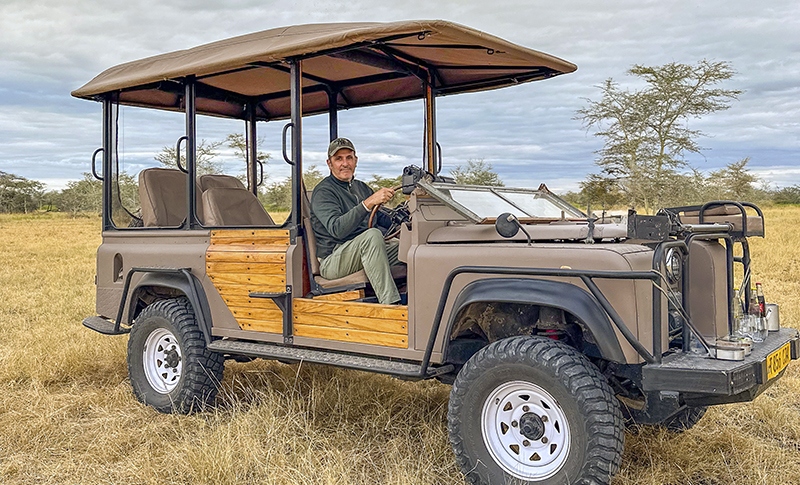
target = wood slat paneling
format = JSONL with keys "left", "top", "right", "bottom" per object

{"left": 293, "top": 298, "right": 407, "bottom": 321}
{"left": 207, "top": 229, "right": 290, "bottom": 335}
{"left": 206, "top": 251, "right": 286, "bottom": 263}
{"left": 213, "top": 283, "right": 287, "bottom": 295}
{"left": 210, "top": 238, "right": 290, "bottom": 246}
{"left": 293, "top": 324, "right": 408, "bottom": 348}
{"left": 230, "top": 306, "right": 284, "bottom": 321}
{"left": 294, "top": 313, "right": 406, "bottom": 334}
{"left": 219, "top": 296, "right": 280, "bottom": 310}
{"left": 312, "top": 289, "right": 365, "bottom": 301}
{"left": 236, "top": 318, "right": 283, "bottom": 333}
{"left": 208, "top": 273, "right": 286, "bottom": 286}
{"left": 211, "top": 229, "right": 290, "bottom": 238}
{"left": 206, "top": 262, "right": 285, "bottom": 274}
{"left": 206, "top": 244, "right": 289, "bottom": 253}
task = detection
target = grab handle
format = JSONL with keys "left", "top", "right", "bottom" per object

{"left": 282, "top": 123, "right": 295, "bottom": 165}
{"left": 91, "top": 148, "right": 104, "bottom": 180}
{"left": 176, "top": 136, "right": 188, "bottom": 173}
{"left": 257, "top": 159, "right": 265, "bottom": 187}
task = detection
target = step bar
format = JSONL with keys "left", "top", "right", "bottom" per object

{"left": 207, "top": 339, "right": 453, "bottom": 378}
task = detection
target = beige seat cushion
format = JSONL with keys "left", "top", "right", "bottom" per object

{"left": 680, "top": 215, "right": 763, "bottom": 234}
{"left": 681, "top": 204, "right": 763, "bottom": 234}
{"left": 202, "top": 187, "right": 274, "bottom": 226}
{"left": 199, "top": 174, "right": 246, "bottom": 192}
{"left": 139, "top": 168, "right": 204, "bottom": 227}
{"left": 313, "top": 265, "right": 407, "bottom": 289}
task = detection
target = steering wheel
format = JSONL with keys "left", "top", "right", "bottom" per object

{"left": 368, "top": 185, "right": 410, "bottom": 240}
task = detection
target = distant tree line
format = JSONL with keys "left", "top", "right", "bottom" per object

{"left": 1, "top": 140, "right": 503, "bottom": 215}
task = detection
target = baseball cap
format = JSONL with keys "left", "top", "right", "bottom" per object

{"left": 327, "top": 137, "right": 356, "bottom": 159}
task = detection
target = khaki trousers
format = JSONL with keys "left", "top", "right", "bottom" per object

{"left": 319, "top": 228, "right": 401, "bottom": 304}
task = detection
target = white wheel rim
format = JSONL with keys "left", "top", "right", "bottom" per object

{"left": 142, "top": 328, "right": 183, "bottom": 394}
{"left": 481, "top": 380, "right": 571, "bottom": 480}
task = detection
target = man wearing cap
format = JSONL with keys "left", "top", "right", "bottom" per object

{"left": 310, "top": 138, "right": 403, "bottom": 304}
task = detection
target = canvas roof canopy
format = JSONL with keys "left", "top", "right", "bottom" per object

{"left": 72, "top": 20, "right": 577, "bottom": 121}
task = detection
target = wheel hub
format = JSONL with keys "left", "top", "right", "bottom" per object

{"left": 142, "top": 328, "right": 183, "bottom": 394}
{"left": 481, "top": 380, "right": 571, "bottom": 481}
{"left": 519, "top": 412, "right": 545, "bottom": 441}
{"left": 163, "top": 347, "right": 181, "bottom": 369}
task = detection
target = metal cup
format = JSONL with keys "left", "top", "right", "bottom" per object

{"left": 765, "top": 303, "right": 780, "bottom": 332}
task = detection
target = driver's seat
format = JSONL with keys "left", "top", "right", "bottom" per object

{"left": 301, "top": 187, "right": 406, "bottom": 293}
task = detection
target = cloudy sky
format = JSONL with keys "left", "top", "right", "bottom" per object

{"left": 1, "top": 0, "right": 798, "bottom": 192}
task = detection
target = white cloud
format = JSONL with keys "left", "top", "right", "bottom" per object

{"left": 0, "top": 0, "right": 798, "bottom": 193}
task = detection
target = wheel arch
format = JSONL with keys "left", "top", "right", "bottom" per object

{"left": 125, "top": 271, "right": 213, "bottom": 344}
{"left": 442, "top": 278, "right": 627, "bottom": 364}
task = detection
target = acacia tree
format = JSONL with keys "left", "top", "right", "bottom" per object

{"left": 225, "top": 133, "right": 271, "bottom": 187}
{"left": 155, "top": 139, "right": 224, "bottom": 175}
{"left": 450, "top": 159, "right": 504, "bottom": 186}
{"left": 576, "top": 60, "right": 742, "bottom": 212}
{"left": 0, "top": 171, "right": 44, "bottom": 213}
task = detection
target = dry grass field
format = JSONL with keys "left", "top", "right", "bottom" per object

{"left": 0, "top": 208, "right": 798, "bottom": 485}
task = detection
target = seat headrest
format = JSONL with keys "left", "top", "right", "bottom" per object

{"left": 202, "top": 187, "right": 274, "bottom": 226}
{"left": 138, "top": 168, "right": 204, "bottom": 227}
{"left": 199, "top": 174, "right": 246, "bottom": 192}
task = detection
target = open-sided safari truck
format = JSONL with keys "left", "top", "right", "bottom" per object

{"left": 73, "top": 21, "right": 798, "bottom": 485}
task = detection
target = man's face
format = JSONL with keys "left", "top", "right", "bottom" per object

{"left": 327, "top": 148, "right": 357, "bottom": 182}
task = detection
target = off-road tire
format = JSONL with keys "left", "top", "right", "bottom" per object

{"left": 448, "top": 336, "right": 624, "bottom": 485}
{"left": 127, "top": 297, "right": 224, "bottom": 414}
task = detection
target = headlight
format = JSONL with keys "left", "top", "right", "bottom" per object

{"left": 665, "top": 248, "right": 682, "bottom": 284}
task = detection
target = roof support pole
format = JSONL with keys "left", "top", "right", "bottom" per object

{"left": 424, "top": 82, "right": 438, "bottom": 175}
{"left": 290, "top": 60, "right": 303, "bottom": 227}
{"left": 101, "top": 96, "right": 114, "bottom": 231}
{"left": 327, "top": 89, "right": 338, "bottom": 141}
{"left": 246, "top": 103, "right": 258, "bottom": 195}
{"left": 185, "top": 76, "right": 198, "bottom": 228}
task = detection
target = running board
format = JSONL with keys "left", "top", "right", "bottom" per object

{"left": 82, "top": 316, "right": 130, "bottom": 335}
{"left": 207, "top": 340, "right": 453, "bottom": 378}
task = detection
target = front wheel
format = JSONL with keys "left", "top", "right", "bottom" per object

{"left": 448, "top": 336, "right": 624, "bottom": 485}
{"left": 127, "top": 297, "right": 224, "bottom": 414}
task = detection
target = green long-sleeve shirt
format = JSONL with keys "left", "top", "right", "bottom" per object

{"left": 310, "top": 175, "right": 387, "bottom": 259}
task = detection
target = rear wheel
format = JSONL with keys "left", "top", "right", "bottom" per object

{"left": 127, "top": 297, "right": 224, "bottom": 413}
{"left": 448, "top": 336, "right": 624, "bottom": 485}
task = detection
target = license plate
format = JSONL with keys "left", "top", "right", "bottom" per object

{"left": 767, "top": 342, "right": 792, "bottom": 380}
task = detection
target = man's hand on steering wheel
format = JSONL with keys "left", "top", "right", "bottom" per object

{"left": 363, "top": 186, "right": 395, "bottom": 210}
{"left": 367, "top": 185, "right": 408, "bottom": 240}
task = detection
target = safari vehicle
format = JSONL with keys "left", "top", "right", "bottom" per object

{"left": 73, "top": 21, "right": 798, "bottom": 485}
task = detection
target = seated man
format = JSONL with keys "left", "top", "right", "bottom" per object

{"left": 310, "top": 138, "right": 403, "bottom": 304}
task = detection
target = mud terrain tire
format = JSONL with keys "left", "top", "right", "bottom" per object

{"left": 448, "top": 336, "right": 624, "bottom": 485}
{"left": 127, "top": 297, "right": 224, "bottom": 414}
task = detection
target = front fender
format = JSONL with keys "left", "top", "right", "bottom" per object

{"left": 444, "top": 278, "right": 626, "bottom": 363}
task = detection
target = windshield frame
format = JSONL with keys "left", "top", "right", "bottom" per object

{"left": 417, "top": 180, "right": 586, "bottom": 223}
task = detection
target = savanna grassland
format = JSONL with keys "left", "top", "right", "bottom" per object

{"left": 0, "top": 209, "right": 798, "bottom": 485}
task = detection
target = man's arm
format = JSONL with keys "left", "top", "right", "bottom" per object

{"left": 312, "top": 185, "right": 369, "bottom": 240}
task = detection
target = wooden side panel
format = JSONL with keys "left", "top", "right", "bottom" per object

{"left": 293, "top": 325, "right": 408, "bottom": 348}
{"left": 292, "top": 298, "right": 408, "bottom": 349}
{"left": 312, "top": 289, "right": 365, "bottom": 301}
{"left": 206, "top": 229, "right": 289, "bottom": 334}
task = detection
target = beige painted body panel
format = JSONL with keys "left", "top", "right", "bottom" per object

{"left": 408, "top": 241, "right": 663, "bottom": 364}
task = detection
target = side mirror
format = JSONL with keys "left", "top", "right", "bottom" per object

{"left": 495, "top": 212, "right": 520, "bottom": 238}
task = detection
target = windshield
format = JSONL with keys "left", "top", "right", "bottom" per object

{"left": 418, "top": 181, "right": 585, "bottom": 223}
